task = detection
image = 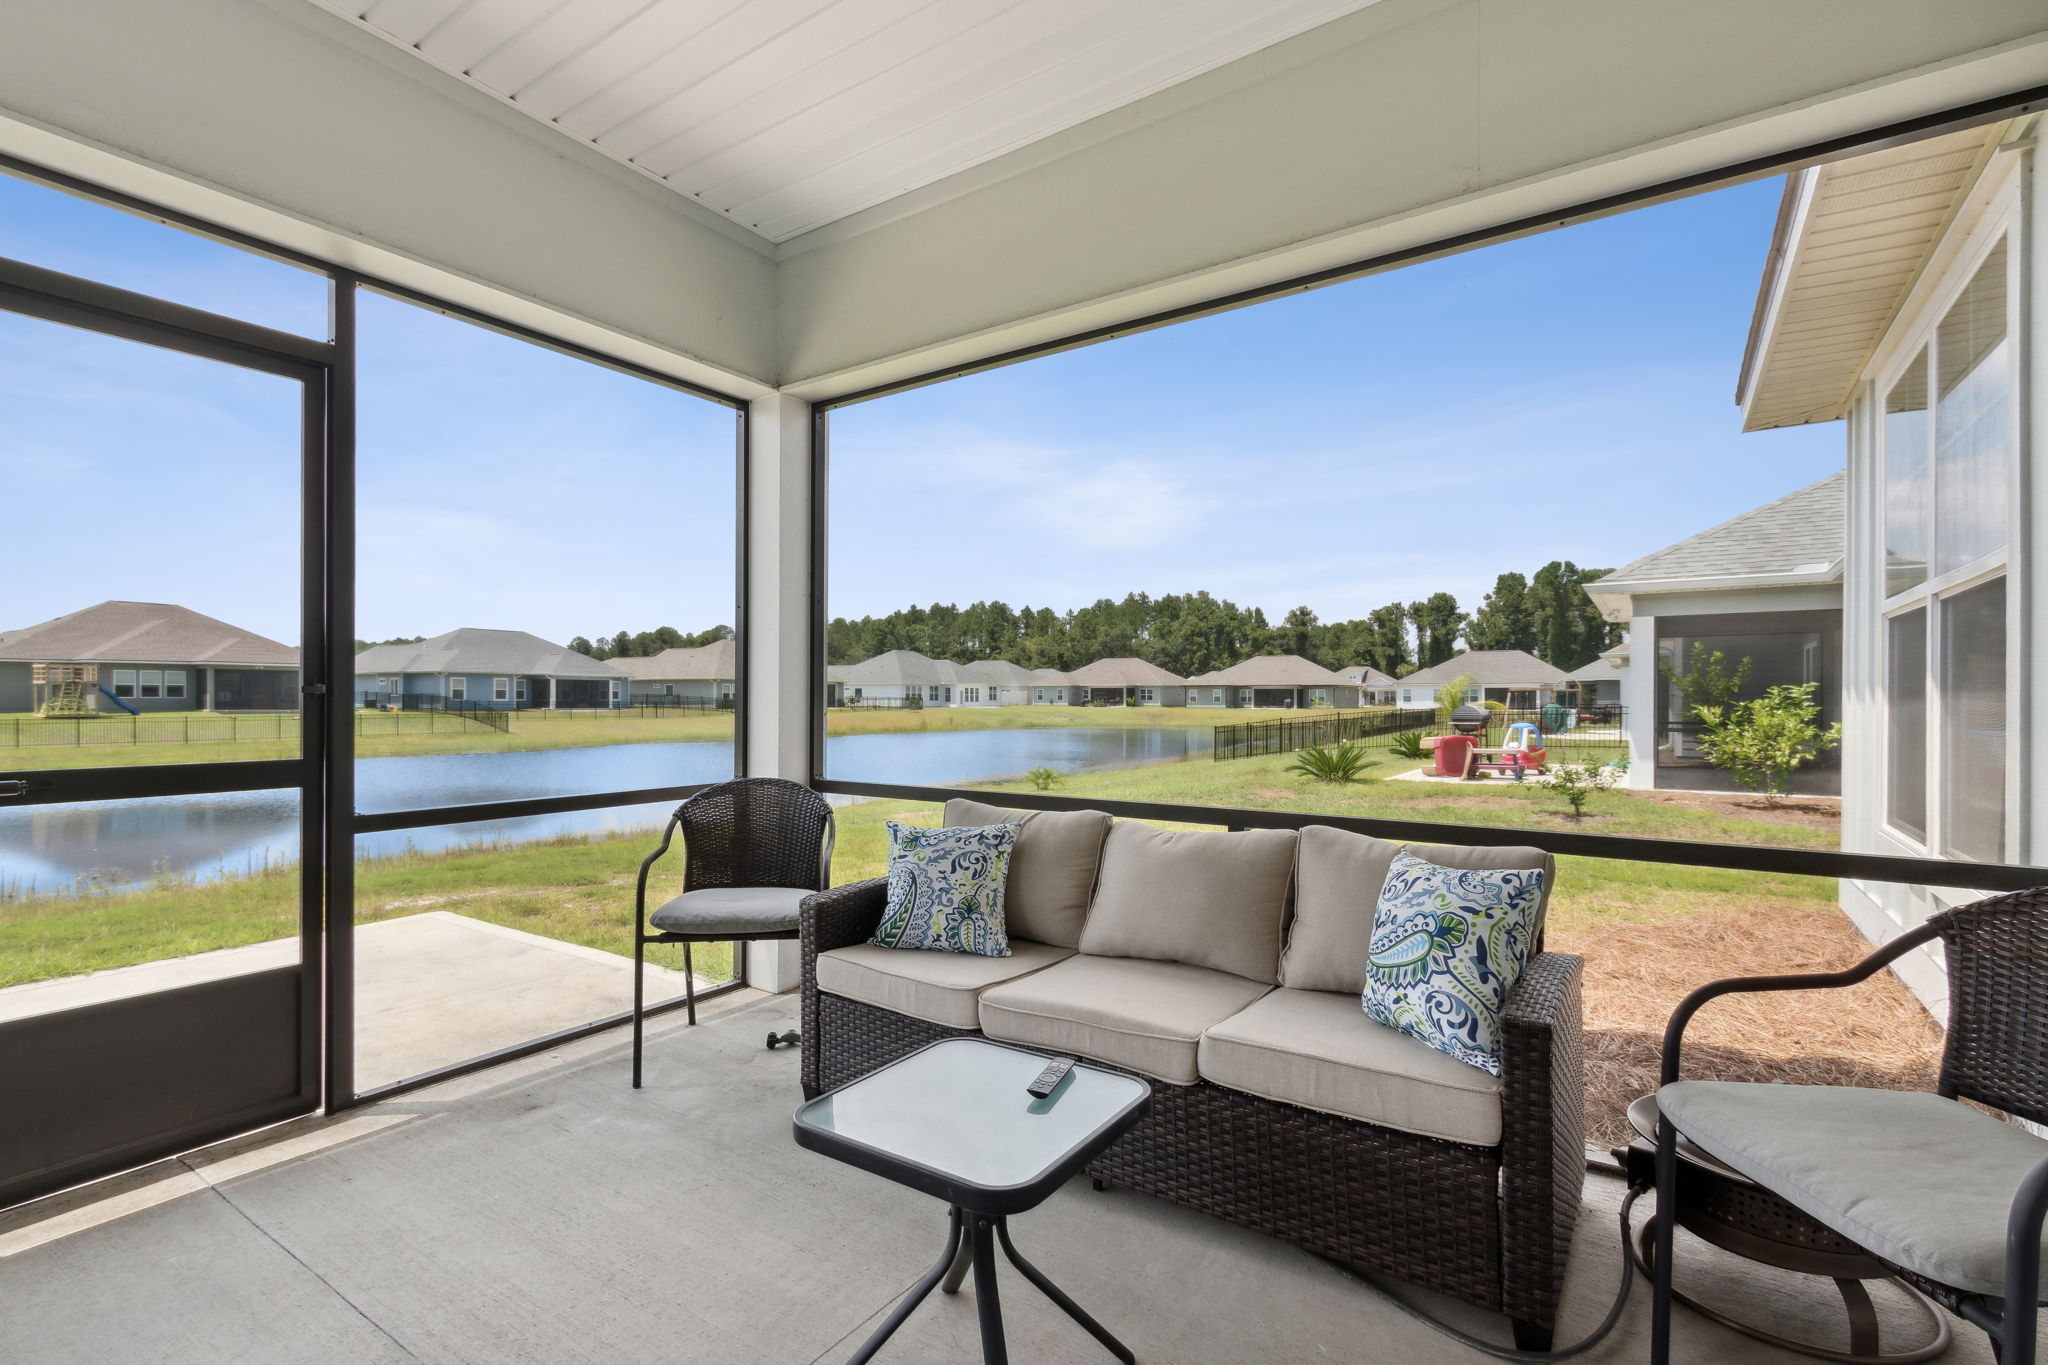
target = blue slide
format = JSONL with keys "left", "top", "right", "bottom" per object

{"left": 98, "top": 685, "right": 139, "bottom": 715}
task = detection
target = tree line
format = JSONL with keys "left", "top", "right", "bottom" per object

{"left": 823, "top": 561, "right": 1621, "bottom": 679}
{"left": 567, "top": 625, "right": 733, "bottom": 661}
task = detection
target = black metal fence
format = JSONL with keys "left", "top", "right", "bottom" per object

{"left": 1213, "top": 706, "right": 1630, "bottom": 762}
{"left": 1212, "top": 708, "right": 1436, "bottom": 760}
{"left": 0, "top": 712, "right": 303, "bottom": 749}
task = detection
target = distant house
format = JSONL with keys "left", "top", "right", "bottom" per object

{"left": 354, "top": 628, "right": 625, "bottom": 709}
{"left": 1030, "top": 669, "right": 1079, "bottom": 706}
{"left": 1586, "top": 473, "right": 1843, "bottom": 794}
{"left": 1564, "top": 647, "right": 1626, "bottom": 707}
{"left": 1186, "top": 655, "right": 1359, "bottom": 709}
{"left": 1336, "top": 665, "right": 1399, "bottom": 705}
{"left": 958, "top": 659, "right": 1040, "bottom": 706}
{"left": 1394, "top": 651, "right": 1568, "bottom": 711}
{"left": 828, "top": 649, "right": 965, "bottom": 707}
{"left": 1050, "top": 658, "right": 1188, "bottom": 707}
{"left": 0, "top": 601, "right": 300, "bottom": 713}
{"left": 608, "top": 638, "right": 736, "bottom": 706}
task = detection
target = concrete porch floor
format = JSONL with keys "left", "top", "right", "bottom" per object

{"left": 0, "top": 993, "right": 2011, "bottom": 1364}
{"left": 0, "top": 911, "right": 713, "bottom": 1092}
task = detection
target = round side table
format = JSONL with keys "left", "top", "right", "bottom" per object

{"left": 1624, "top": 1095, "right": 1951, "bottom": 1364}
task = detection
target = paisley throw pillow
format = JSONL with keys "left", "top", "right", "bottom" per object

{"left": 1361, "top": 851, "right": 1545, "bottom": 1075}
{"left": 870, "top": 820, "right": 1019, "bottom": 956}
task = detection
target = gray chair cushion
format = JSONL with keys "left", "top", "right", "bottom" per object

{"left": 978, "top": 954, "right": 1271, "bottom": 1085}
{"left": 1660, "top": 1081, "right": 2048, "bottom": 1298}
{"left": 649, "top": 886, "right": 811, "bottom": 936}
{"left": 1199, "top": 986, "right": 1502, "bottom": 1145}
{"left": 1079, "top": 823, "right": 1297, "bottom": 984}
{"left": 944, "top": 798, "right": 1111, "bottom": 948}
{"left": 815, "top": 939, "right": 1074, "bottom": 1030}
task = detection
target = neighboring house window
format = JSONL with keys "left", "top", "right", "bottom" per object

{"left": 138, "top": 670, "right": 162, "bottom": 699}
{"left": 111, "top": 669, "right": 136, "bottom": 697}
{"left": 516, "top": 678, "right": 528, "bottom": 702}
{"left": 163, "top": 671, "right": 187, "bottom": 700}
{"left": 1465, "top": 688, "right": 1482, "bottom": 703}
{"left": 963, "top": 687, "right": 979, "bottom": 702}
{"left": 1880, "top": 233, "right": 2012, "bottom": 860}
{"left": 609, "top": 681, "right": 621, "bottom": 706}
{"left": 927, "top": 685, "right": 941, "bottom": 701}
{"left": 1238, "top": 689, "right": 1252, "bottom": 704}
{"left": 450, "top": 678, "right": 466, "bottom": 701}
{"left": 493, "top": 677, "right": 509, "bottom": 702}
{"left": 1138, "top": 688, "right": 1156, "bottom": 704}
{"left": 663, "top": 683, "right": 674, "bottom": 696}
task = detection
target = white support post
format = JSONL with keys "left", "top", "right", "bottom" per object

{"left": 1620, "top": 618, "right": 1659, "bottom": 789}
{"left": 742, "top": 392, "right": 815, "bottom": 994}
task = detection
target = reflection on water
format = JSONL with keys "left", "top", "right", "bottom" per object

{"left": 1, "top": 727, "right": 1204, "bottom": 892}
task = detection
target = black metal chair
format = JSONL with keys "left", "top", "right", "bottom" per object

{"left": 1650, "top": 886, "right": 2048, "bottom": 1365}
{"left": 631, "top": 777, "right": 834, "bottom": 1088}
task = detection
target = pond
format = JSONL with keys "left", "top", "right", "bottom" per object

{"left": 1, "top": 726, "right": 1210, "bottom": 893}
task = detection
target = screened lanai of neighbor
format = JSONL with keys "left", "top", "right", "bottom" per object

{"left": 3, "top": 3, "right": 2048, "bottom": 1364}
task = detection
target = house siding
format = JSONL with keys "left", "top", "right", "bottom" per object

{"left": 0, "top": 662, "right": 31, "bottom": 713}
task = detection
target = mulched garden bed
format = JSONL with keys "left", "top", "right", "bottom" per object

{"left": 1550, "top": 900, "right": 1943, "bottom": 1150}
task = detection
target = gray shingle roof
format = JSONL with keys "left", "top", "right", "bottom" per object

{"left": 353, "top": 628, "right": 621, "bottom": 678}
{"left": 1337, "top": 665, "right": 1398, "bottom": 686}
{"left": 1399, "top": 650, "right": 1567, "bottom": 687}
{"left": 1596, "top": 472, "right": 1845, "bottom": 593}
{"left": 830, "top": 650, "right": 965, "bottom": 687}
{"left": 958, "top": 659, "right": 1040, "bottom": 686}
{"left": 0, "top": 601, "right": 297, "bottom": 666}
{"left": 1186, "top": 654, "right": 1350, "bottom": 687}
{"left": 1057, "top": 657, "right": 1187, "bottom": 688}
{"left": 1565, "top": 657, "right": 1624, "bottom": 683}
{"left": 606, "top": 638, "right": 736, "bottom": 682}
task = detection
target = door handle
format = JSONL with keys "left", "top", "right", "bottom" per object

{"left": 0, "top": 780, "right": 27, "bottom": 798}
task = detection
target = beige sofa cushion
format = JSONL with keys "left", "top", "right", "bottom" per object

{"left": 1276, "top": 828, "right": 1559, "bottom": 995}
{"left": 944, "top": 798, "right": 1111, "bottom": 948}
{"left": 815, "top": 940, "right": 1074, "bottom": 1030}
{"left": 1278, "top": 826, "right": 1402, "bottom": 994}
{"left": 1078, "top": 823, "right": 1297, "bottom": 983}
{"left": 978, "top": 955, "right": 1271, "bottom": 1085}
{"left": 1199, "top": 987, "right": 1503, "bottom": 1146}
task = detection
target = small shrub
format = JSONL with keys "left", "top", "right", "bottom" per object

{"left": 1537, "top": 758, "right": 1628, "bottom": 820}
{"left": 1287, "top": 741, "right": 1371, "bottom": 783}
{"left": 1388, "top": 730, "right": 1428, "bottom": 760}
{"left": 1694, "top": 682, "right": 1840, "bottom": 806}
{"left": 1025, "top": 765, "right": 1061, "bottom": 792}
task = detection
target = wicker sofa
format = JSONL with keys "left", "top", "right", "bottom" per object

{"left": 799, "top": 798, "right": 1585, "bottom": 1349}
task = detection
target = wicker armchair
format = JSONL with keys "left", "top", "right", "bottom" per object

{"left": 1651, "top": 886, "right": 2048, "bottom": 1365}
{"left": 632, "top": 777, "right": 833, "bottom": 1087}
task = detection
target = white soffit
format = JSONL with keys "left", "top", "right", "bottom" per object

{"left": 308, "top": 0, "right": 1384, "bottom": 243}
{"left": 1738, "top": 123, "right": 2005, "bottom": 432}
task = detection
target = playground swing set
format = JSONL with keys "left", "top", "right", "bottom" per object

{"left": 30, "top": 663, "right": 138, "bottom": 717}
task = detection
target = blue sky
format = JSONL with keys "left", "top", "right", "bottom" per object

{"left": 0, "top": 167, "right": 1842, "bottom": 649}
{"left": 829, "top": 173, "right": 1844, "bottom": 624}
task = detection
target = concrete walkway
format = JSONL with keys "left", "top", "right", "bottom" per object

{"left": 0, "top": 912, "right": 708, "bottom": 1092}
{"left": 0, "top": 993, "right": 2006, "bottom": 1364}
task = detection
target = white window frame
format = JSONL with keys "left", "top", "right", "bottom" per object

{"left": 1866, "top": 181, "right": 2021, "bottom": 862}
{"left": 609, "top": 680, "right": 621, "bottom": 706}
{"left": 449, "top": 677, "right": 467, "bottom": 702}
{"left": 493, "top": 676, "right": 510, "bottom": 703}
{"left": 1138, "top": 687, "right": 1156, "bottom": 704}
{"left": 516, "top": 678, "right": 528, "bottom": 702}
{"left": 163, "top": 670, "right": 187, "bottom": 700}
{"left": 138, "top": 669, "right": 162, "bottom": 699}
{"left": 111, "top": 669, "right": 136, "bottom": 698}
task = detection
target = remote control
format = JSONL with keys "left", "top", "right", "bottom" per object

{"left": 1026, "top": 1057, "right": 1075, "bottom": 1098}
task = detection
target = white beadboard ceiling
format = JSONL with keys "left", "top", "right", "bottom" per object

{"left": 306, "top": 0, "right": 1384, "bottom": 242}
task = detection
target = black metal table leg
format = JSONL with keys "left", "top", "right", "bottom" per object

{"left": 846, "top": 1207, "right": 965, "bottom": 1365}
{"left": 941, "top": 1222, "right": 974, "bottom": 1295}
{"left": 997, "top": 1218, "right": 1136, "bottom": 1364}
{"left": 970, "top": 1215, "right": 1008, "bottom": 1365}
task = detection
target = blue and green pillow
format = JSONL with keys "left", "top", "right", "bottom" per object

{"left": 1362, "top": 852, "right": 1545, "bottom": 1075}
{"left": 870, "top": 820, "right": 1019, "bottom": 957}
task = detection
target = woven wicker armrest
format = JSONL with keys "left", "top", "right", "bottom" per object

{"left": 1498, "top": 950, "right": 1585, "bottom": 1334}
{"left": 800, "top": 878, "right": 888, "bottom": 962}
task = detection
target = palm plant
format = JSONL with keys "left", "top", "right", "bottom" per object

{"left": 1287, "top": 740, "right": 1371, "bottom": 783}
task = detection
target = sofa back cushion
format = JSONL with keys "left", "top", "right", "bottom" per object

{"left": 1277, "top": 828, "right": 1557, "bottom": 995}
{"left": 1078, "top": 823, "right": 1297, "bottom": 983}
{"left": 1278, "top": 826, "right": 1402, "bottom": 994}
{"left": 944, "top": 798, "right": 1111, "bottom": 948}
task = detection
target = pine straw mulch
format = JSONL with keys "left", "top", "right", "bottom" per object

{"left": 1548, "top": 901, "right": 1944, "bottom": 1150}
{"left": 1625, "top": 788, "right": 1843, "bottom": 835}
